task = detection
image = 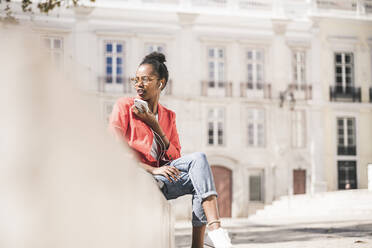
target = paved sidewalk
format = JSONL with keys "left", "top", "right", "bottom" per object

{"left": 176, "top": 219, "right": 372, "bottom": 248}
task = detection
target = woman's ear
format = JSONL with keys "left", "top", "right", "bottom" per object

{"left": 158, "top": 79, "right": 165, "bottom": 90}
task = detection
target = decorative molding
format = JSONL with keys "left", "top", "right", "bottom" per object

{"left": 137, "top": 33, "right": 175, "bottom": 41}
{"left": 94, "top": 29, "right": 137, "bottom": 38}
{"left": 327, "top": 35, "right": 358, "bottom": 51}
{"left": 271, "top": 18, "right": 290, "bottom": 35}
{"left": 198, "top": 35, "right": 235, "bottom": 44}
{"left": 327, "top": 35, "right": 358, "bottom": 44}
{"left": 32, "top": 26, "right": 72, "bottom": 35}
{"left": 286, "top": 39, "right": 311, "bottom": 49}
{"left": 237, "top": 37, "right": 272, "bottom": 47}
{"left": 177, "top": 12, "right": 199, "bottom": 28}
{"left": 74, "top": 6, "right": 95, "bottom": 20}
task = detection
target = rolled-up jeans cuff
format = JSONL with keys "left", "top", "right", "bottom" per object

{"left": 192, "top": 220, "right": 207, "bottom": 227}
{"left": 201, "top": 191, "right": 218, "bottom": 202}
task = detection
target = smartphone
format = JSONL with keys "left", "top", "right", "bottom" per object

{"left": 134, "top": 98, "right": 149, "bottom": 113}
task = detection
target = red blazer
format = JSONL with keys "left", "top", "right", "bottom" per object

{"left": 109, "top": 97, "right": 181, "bottom": 167}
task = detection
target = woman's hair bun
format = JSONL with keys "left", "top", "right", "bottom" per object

{"left": 144, "top": 51, "right": 166, "bottom": 64}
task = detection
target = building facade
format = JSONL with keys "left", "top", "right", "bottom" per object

{"left": 2, "top": 0, "right": 372, "bottom": 219}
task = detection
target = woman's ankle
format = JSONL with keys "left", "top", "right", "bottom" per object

{"left": 207, "top": 222, "right": 221, "bottom": 231}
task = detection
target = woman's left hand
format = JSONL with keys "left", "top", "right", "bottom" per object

{"left": 131, "top": 105, "right": 158, "bottom": 128}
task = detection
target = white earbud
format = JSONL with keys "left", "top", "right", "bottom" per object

{"left": 159, "top": 83, "right": 163, "bottom": 89}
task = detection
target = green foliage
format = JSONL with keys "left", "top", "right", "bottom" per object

{"left": 1, "top": 0, "right": 96, "bottom": 22}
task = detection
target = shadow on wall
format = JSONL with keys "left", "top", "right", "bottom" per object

{"left": 0, "top": 27, "right": 173, "bottom": 248}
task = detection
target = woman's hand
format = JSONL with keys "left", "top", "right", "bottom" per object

{"left": 131, "top": 105, "right": 157, "bottom": 128}
{"left": 152, "top": 165, "right": 181, "bottom": 183}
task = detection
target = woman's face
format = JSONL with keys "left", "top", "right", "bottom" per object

{"left": 134, "top": 64, "right": 162, "bottom": 101}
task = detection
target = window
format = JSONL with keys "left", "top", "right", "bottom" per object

{"left": 104, "top": 41, "right": 125, "bottom": 85}
{"left": 247, "top": 109, "right": 265, "bottom": 147}
{"left": 334, "top": 52, "right": 354, "bottom": 89}
{"left": 145, "top": 43, "right": 165, "bottom": 54}
{"left": 291, "top": 110, "right": 306, "bottom": 148}
{"left": 42, "top": 36, "right": 63, "bottom": 68}
{"left": 338, "top": 161, "right": 357, "bottom": 190}
{"left": 249, "top": 170, "right": 263, "bottom": 202}
{"left": 292, "top": 50, "right": 306, "bottom": 86}
{"left": 207, "top": 47, "right": 225, "bottom": 88}
{"left": 337, "top": 117, "right": 356, "bottom": 155}
{"left": 207, "top": 108, "right": 225, "bottom": 146}
{"left": 246, "top": 49, "right": 264, "bottom": 89}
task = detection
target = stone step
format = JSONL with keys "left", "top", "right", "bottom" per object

{"left": 250, "top": 189, "right": 372, "bottom": 223}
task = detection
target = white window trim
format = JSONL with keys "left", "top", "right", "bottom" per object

{"left": 247, "top": 108, "right": 266, "bottom": 148}
{"left": 328, "top": 36, "right": 358, "bottom": 88}
{"left": 207, "top": 46, "right": 226, "bottom": 86}
{"left": 291, "top": 49, "right": 307, "bottom": 86}
{"left": 334, "top": 112, "right": 359, "bottom": 159}
{"left": 245, "top": 48, "right": 265, "bottom": 87}
{"left": 248, "top": 169, "right": 265, "bottom": 203}
{"left": 41, "top": 35, "right": 64, "bottom": 69}
{"left": 207, "top": 107, "right": 226, "bottom": 147}
{"left": 334, "top": 52, "right": 354, "bottom": 88}
{"left": 337, "top": 116, "right": 356, "bottom": 147}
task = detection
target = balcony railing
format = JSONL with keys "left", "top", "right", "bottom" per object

{"left": 201, "top": 81, "right": 232, "bottom": 97}
{"left": 239, "top": 0, "right": 273, "bottom": 10}
{"left": 98, "top": 76, "right": 133, "bottom": 94}
{"left": 329, "top": 85, "right": 361, "bottom": 102}
{"left": 288, "top": 83, "right": 313, "bottom": 100}
{"left": 315, "top": 0, "right": 372, "bottom": 14}
{"left": 338, "top": 145, "right": 356, "bottom": 156}
{"left": 240, "top": 82, "right": 271, "bottom": 99}
{"left": 370, "top": 87, "right": 372, "bottom": 103}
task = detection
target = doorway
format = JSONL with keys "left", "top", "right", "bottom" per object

{"left": 211, "top": 165, "right": 232, "bottom": 218}
{"left": 293, "top": 169, "right": 306, "bottom": 194}
{"left": 338, "top": 161, "right": 357, "bottom": 190}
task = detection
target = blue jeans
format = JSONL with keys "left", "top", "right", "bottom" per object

{"left": 153, "top": 152, "right": 218, "bottom": 227}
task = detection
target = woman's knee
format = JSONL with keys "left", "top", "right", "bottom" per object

{"left": 191, "top": 152, "right": 207, "bottom": 162}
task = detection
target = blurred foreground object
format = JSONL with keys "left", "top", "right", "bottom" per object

{"left": 0, "top": 28, "right": 174, "bottom": 248}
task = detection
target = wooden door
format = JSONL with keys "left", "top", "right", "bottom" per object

{"left": 293, "top": 169, "right": 306, "bottom": 195}
{"left": 211, "top": 166, "right": 232, "bottom": 218}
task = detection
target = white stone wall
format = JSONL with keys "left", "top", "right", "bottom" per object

{"left": 2, "top": 0, "right": 372, "bottom": 221}
{"left": 0, "top": 29, "right": 174, "bottom": 248}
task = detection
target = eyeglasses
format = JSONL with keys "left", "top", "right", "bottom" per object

{"left": 130, "top": 76, "right": 158, "bottom": 86}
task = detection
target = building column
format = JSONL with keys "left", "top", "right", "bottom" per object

{"left": 72, "top": 6, "right": 95, "bottom": 91}
{"left": 309, "top": 19, "right": 327, "bottom": 193}
{"left": 176, "top": 12, "right": 199, "bottom": 97}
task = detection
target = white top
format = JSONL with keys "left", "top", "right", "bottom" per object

{"left": 150, "top": 114, "right": 159, "bottom": 160}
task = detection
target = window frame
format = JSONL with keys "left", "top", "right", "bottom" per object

{"left": 41, "top": 35, "right": 64, "bottom": 69}
{"left": 207, "top": 46, "right": 226, "bottom": 88}
{"left": 207, "top": 107, "right": 226, "bottom": 147}
{"left": 103, "top": 40, "right": 126, "bottom": 87}
{"left": 248, "top": 169, "right": 264, "bottom": 202}
{"left": 336, "top": 116, "right": 357, "bottom": 156}
{"left": 292, "top": 49, "right": 306, "bottom": 86}
{"left": 246, "top": 108, "right": 266, "bottom": 148}
{"left": 246, "top": 48, "right": 265, "bottom": 89}
{"left": 334, "top": 52, "right": 354, "bottom": 89}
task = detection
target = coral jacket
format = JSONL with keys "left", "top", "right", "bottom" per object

{"left": 109, "top": 97, "right": 181, "bottom": 167}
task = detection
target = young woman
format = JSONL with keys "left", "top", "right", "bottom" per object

{"left": 109, "top": 52, "right": 233, "bottom": 248}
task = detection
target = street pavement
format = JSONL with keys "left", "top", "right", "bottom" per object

{"left": 175, "top": 219, "right": 372, "bottom": 248}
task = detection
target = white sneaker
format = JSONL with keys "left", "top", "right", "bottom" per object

{"left": 206, "top": 227, "right": 233, "bottom": 248}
